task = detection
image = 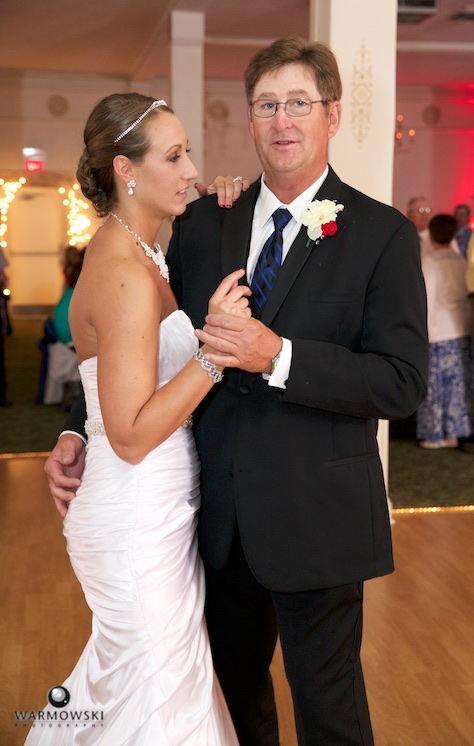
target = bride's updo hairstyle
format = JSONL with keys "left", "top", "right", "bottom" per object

{"left": 76, "top": 93, "right": 173, "bottom": 217}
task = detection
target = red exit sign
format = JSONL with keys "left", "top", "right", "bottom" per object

{"left": 25, "top": 160, "right": 44, "bottom": 172}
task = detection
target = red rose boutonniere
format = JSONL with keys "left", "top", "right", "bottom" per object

{"left": 300, "top": 199, "right": 344, "bottom": 248}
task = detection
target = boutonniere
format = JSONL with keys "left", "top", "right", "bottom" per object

{"left": 300, "top": 199, "right": 344, "bottom": 248}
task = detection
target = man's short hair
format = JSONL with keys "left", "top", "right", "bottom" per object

{"left": 244, "top": 37, "right": 342, "bottom": 107}
{"left": 407, "top": 196, "right": 429, "bottom": 213}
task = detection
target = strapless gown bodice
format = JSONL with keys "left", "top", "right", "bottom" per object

{"left": 25, "top": 310, "right": 238, "bottom": 745}
{"left": 80, "top": 309, "right": 198, "bottom": 426}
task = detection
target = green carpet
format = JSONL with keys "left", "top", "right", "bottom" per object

{"left": 1, "top": 318, "right": 473, "bottom": 508}
{"left": 0, "top": 317, "right": 67, "bottom": 453}
{"left": 389, "top": 434, "right": 474, "bottom": 509}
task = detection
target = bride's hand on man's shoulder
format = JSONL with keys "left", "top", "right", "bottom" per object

{"left": 208, "top": 268, "right": 252, "bottom": 318}
{"left": 194, "top": 175, "right": 249, "bottom": 208}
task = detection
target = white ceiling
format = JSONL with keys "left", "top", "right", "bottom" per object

{"left": 1, "top": 0, "right": 473, "bottom": 92}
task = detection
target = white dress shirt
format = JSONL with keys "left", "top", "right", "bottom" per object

{"left": 248, "top": 168, "right": 329, "bottom": 388}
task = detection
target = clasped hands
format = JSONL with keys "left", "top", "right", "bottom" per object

{"left": 195, "top": 268, "right": 282, "bottom": 374}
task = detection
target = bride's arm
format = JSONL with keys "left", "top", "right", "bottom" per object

{"left": 94, "top": 266, "right": 248, "bottom": 464}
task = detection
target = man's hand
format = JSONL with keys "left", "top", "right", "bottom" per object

{"left": 195, "top": 315, "right": 282, "bottom": 373}
{"left": 195, "top": 175, "right": 250, "bottom": 208}
{"left": 44, "top": 434, "right": 86, "bottom": 518}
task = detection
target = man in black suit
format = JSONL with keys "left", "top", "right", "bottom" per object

{"left": 46, "top": 38, "right": 428, "bottom": 745}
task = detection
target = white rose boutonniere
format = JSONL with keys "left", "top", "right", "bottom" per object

{"left": 300, "top": 199, "right": 344, "bottom": 247}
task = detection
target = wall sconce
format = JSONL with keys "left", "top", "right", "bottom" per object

{"left": 395, "top": 114, "right": 415, "bottom": 149}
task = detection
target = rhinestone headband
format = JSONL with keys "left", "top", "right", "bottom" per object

{"left": 114, "top": 99, "right": 168, "bottom": 144}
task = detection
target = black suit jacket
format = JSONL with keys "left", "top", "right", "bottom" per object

{"left": 166, "top": 166, "right": 428, "bottom": 592}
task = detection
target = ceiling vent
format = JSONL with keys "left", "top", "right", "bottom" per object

{"left": 398, "top": 0, "right": 438, "bottom": 24}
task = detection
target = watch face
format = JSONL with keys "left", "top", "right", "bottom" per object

{"left": 271, "top": 351, "right": 281, "bottom": 373}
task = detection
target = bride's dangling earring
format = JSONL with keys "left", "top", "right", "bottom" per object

{"left": 127, "top": 179, "right": 136, "bottom": 196}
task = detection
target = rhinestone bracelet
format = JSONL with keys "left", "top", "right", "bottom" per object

{"left": 193, "top": 348, "right": 223, "bottom": 384}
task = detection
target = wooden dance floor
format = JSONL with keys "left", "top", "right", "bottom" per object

{"left": 0, "top": 455, "right": 473, "bottom": 745}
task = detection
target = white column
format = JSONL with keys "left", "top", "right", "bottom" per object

{"left": 310, "top": 0, "right": 399, "bottom": 500}
{"left": 170, "top": 11, "right": 204, "bottom": 191}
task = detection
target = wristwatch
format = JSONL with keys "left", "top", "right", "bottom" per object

{"left": 271, "top": 342, "right": 282, "bottom": 374}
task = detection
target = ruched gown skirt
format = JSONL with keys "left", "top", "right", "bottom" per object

{"left": 25, "top": 311, "right": 238, "bottom": 745}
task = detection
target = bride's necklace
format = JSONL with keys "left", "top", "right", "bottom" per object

{"left": 106, "top": 212, "right": 170, "bottom": 283}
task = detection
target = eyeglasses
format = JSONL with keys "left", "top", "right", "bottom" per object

{"left": 415, "top": 207, "right": 432, "bottom": 214}
{"left": 250, "top": 98, "right": 327, "bottom": 118}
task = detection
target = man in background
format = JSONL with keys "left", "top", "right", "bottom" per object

{"left": 453, "top": 203, "right": 472, "bottom": 259}
{"left": 407, "top": 195, "right": 432, "bottom": 238}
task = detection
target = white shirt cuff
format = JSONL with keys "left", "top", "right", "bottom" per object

{"left": 263, "top": 337, "right": 292, "bottom": 389}
{"left": 60, "top": 429, "right": 87, "bottom": 446}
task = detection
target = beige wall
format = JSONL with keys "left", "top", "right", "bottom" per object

{"left": 393, "top": 85, "right": 474, "bottom": 216}
{"left": 7, "top": 187, "right": 65, "bottom": 307}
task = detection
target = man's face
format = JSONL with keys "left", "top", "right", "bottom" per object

{"left": 454, "top": 207, "right": 469, "bottom": 229}
{"left": 248, "top": 63, "right": 341, "bottom": 195}
{"left": 407, "top": 199, "right": 432, "bottom": 233}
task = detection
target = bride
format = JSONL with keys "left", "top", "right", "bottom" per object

{"left": 25, "top": 93, "right": 249, "bottom": 744}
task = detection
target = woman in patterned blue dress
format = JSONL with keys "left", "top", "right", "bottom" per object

{"left": 417, "top": 214, "right": 474, "bottom": 448}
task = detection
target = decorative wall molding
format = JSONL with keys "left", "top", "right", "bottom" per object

{"left": 351, "top": 43, "right": 372, "bottom": 146}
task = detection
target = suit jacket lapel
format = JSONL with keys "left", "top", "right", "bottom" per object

{"left": 220, "top": 168, "right": 343, "bottom": 327}
{"left": 260, "top": 225, "right": 310, "bottom": 325}
{"left": 261, "top": 167, "right": 343, "bottom": 326}
{"left": 221, "top": 180, "right": 260, "bottom": 278}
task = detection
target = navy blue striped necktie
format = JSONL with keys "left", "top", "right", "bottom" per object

{"left": 250, "top": 208, "right": 292, "bottom": 309}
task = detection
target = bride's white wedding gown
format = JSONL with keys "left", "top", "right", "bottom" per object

{"left": 25, "top": 310, "right": 238, "bottom": 745}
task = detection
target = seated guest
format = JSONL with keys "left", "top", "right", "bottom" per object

{"left": 62, "top": 245, "right": 84, "bottom": 288}
{"left": 38, "top": 250, "right": 85, "bottom": 405}
{"left": 53, "top": 249, "right": 84, "bottom": 345}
